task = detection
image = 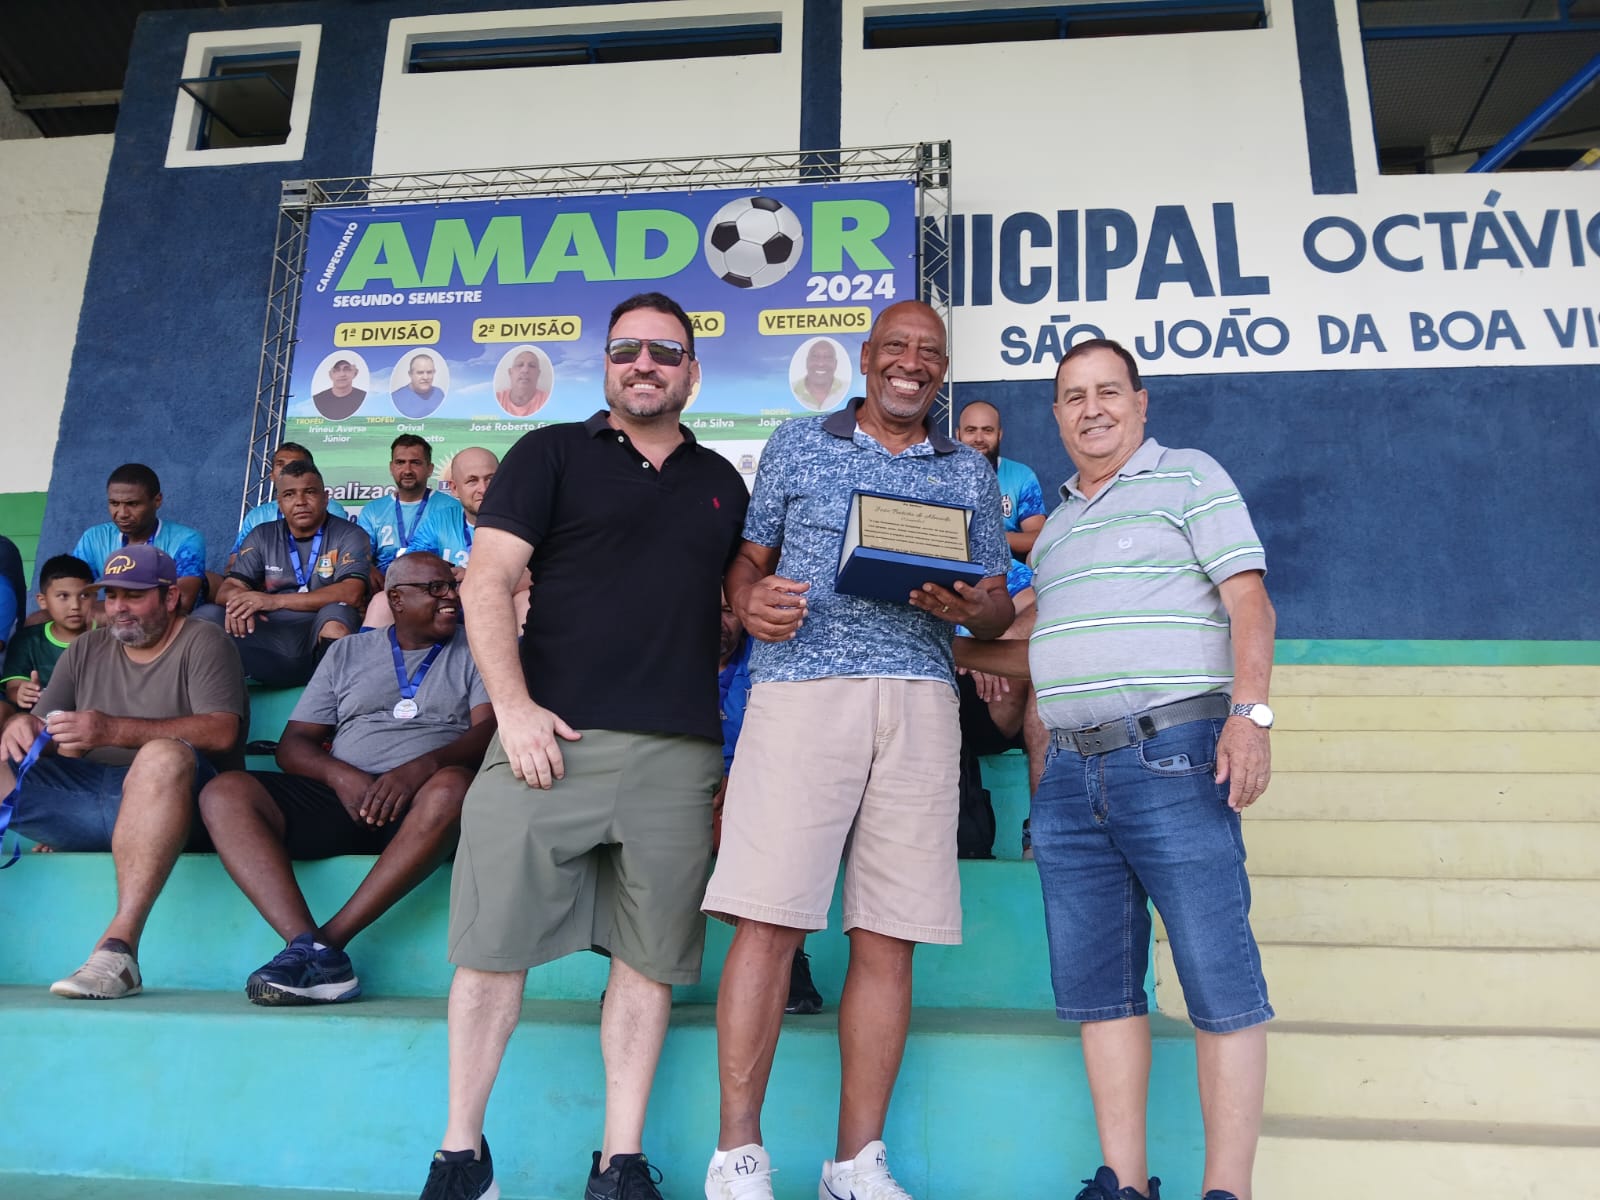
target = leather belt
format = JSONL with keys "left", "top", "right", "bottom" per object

{"left": 1052, "top": 694, "right": 1231, "bottom": 757}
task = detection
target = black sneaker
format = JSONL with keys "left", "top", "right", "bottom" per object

{"left": 585, "top": 1150, "right": 664, "bottom": 1200}
{"left": 1201, "top": 1192, "right": 1240, "bottom": 1200}
{"left": 419, "top": 1137, "right": 498, "bottom": 1200}
{"left": 1075, "top": 1165, "right": 1161, "bottom": 1200}
{"left": 785, "top": 948, "right": 823, "bottom": 1015}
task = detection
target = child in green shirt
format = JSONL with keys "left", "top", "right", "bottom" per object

{"left": 3, "top": 555, "right": 95, "bottom": 710}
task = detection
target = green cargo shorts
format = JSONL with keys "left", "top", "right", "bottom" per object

{"left": 447, "top": 727, "right": 721, "bottom": 985}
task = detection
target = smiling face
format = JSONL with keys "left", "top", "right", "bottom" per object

{"left": 1053, "top": 346, "right": 1149, "bottom": 480}
{"left": 603, "top": 306, "right": 699, "bottom": 422}
{"left": 860, "top": 302, "right": 948, "bottom": 424}
{"left": 806, "top": 340, "right": 838, "bottom": 384}
{"left": 386, "top": 552, "right": 461, "bottom": 645}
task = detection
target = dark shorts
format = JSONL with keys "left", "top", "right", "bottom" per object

{"left": 193, "top": 602, "right": 362, "bottom": 688}
{"left": 249, "top": 771, "right": 400, "bottom": 858}
{"left": 8, "top": 748, "right": 219, "bottom": 852}
{"left": 1032, "top": 716, "right": 1274, "bottom": 1034}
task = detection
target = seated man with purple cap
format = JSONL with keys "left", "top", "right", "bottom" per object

{"left": 0, "top": 544, "right": 248, "bottom": 999}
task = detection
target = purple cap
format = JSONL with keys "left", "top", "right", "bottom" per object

{"left": 92, "top": 545, "right": 178, "bottom": 591}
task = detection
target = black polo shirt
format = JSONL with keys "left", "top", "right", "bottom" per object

{"left": 477, "top": 410, "right": 749, "bottom": 741}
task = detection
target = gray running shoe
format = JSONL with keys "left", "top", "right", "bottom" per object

{"left": 50, "top": 948, "right": 142, "bottom": 999}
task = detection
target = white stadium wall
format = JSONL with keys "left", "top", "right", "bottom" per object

{"left": 0, "top": 134, "right": 113, "bottom": 492}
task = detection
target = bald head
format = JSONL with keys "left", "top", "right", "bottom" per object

{"left": 385, "top": 551, "right": 451, "bottom": 589}
{"left": 958, "top": 400, "right": 1003, "bottom": 466}
{"left": 448, "top": 446, "right": 499, "bottom": 519}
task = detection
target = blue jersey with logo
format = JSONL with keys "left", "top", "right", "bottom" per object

{"left": 357, "top": 490, "right": 467, "bottom": 573}
{"left": 411, "top": 512, "right": 476, "bottom": 569}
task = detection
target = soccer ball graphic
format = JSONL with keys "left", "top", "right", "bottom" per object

{"left": 704, "top": 195, "right": 805, "bottom": 289}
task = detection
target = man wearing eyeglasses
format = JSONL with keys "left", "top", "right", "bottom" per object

{"left": 702, "top": 300, "right": 1014, "bottom": 1200}
{"left": 198, "top": 552, "right": 494, "bottom": 1006}
{"left": 417, "top": 292, "right": 748, "bottom": 1200}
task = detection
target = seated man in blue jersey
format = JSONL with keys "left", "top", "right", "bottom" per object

{"left": 194, "top": 460, "right": 371, "bottom": 688}
{"left": 356, "top": 435, "right": 465, "bottom": 625}
{"left": 0, "top": 534, "right": 26, "bottom": 657}
{"left": 229, "top": 443, "right": 350, "bottom": 567}
{"left": 198, "top": 552, "right": 494, "bottom": 1005}
{"left": 72, "top": 463, "right": 208, "bottom": 614}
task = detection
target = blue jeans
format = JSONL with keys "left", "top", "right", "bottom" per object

{"left": 8, "top": 750, "right": 219, "bottom": 852}
{"left": 1032, "top": 716, "right": 1273, "bottom": 1034}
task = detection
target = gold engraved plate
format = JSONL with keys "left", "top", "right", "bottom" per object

{"left": 857, "top": 494, "right": 971, "bottom": 561}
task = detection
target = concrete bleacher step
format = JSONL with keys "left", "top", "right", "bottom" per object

{"left": 0, "top": 854, "right": 1061, "bottom": 1009}
{"left": 1272, "top": 664, "right": 1600, "bottom": 697}
{"left": 1272, "top": 692, "right": 1600, "bottom": 731}
{"left": 1156, "top": 940, "right": 1600, "bottom": 1029}
{"left": 1272, "top": 729, "right": 1595, "bottom": 773}
{"left": 1263, "top": 1022, "right": 1600, "bottom": 1128}
{"left": 1240, "top": 875, "right": 1600, "bottom": 947}
{"left": 1252, "top": 770, "right": 1598, "bottom": 822}
{"left": 0, "top": 987, "right": 1206, "bottom": 1199}
{"left": 1255, "top": 1116, "right": 1600, "bottom": 1199}
{"left": 1242, "top": 818, "right": 1600, "bottom": 877}
{"left": 0, "top": 1179, "right": 411, "bottom": 1200}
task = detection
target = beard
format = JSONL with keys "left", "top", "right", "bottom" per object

{"left": 109, "top": 609, "right": 168, "bottom": 648}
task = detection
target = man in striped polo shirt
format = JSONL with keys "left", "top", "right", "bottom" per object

{"left": 961, "top": 338, "right": 1275, "bottom": 1200}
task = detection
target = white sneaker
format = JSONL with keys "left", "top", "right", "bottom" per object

{"left": 820, "top": 1141, "right": 912, "bottom": 1200}
{"left": 50, "top": 947, "right": 143, "bottom": 999}
{"left": 706, "top": 1143, "right": 775, "bottom": 1200}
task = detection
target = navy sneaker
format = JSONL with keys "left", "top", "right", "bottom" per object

{"left": 419, "top": 1137, "right": 498, "bottom": 1200}
{"left": 586, "top": 1150, "right": 665, "bottom": 1200}
{"left": 1075, "top": 1166, "right": 1162, "bottom": 1200}
{"left": 245, "top": 933, "right": 362, "bottom": 1005}
{"left": 785, "top": 949, "right": 823, "bottom": 1015}
{"left": 1201, "top": 1192, "right": 1241, "bottom": 1200}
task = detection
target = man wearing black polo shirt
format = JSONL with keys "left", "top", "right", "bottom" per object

{"left": 416, "top": 292, "right": 748, "bottom": 1200}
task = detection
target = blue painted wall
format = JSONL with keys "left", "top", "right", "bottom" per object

{"left": 41, "top": 0, "right": 1600, "bottom": 641}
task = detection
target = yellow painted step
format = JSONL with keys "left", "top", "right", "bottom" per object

{"left": 1257, "top": 1117, "right": 1600, "bottom": 1200}
{"left": 1243, "top": 820, "right": 1600, "bottom": 879}
{"left": 1264, "top": 1025, "right": 1600, "bottom": 1128}
{"left": 1274, "top": 665, "right": 1600, "bottom": 697}
{"left": 1153, "top": 942, "right": 1600, "bottom": 1030}
{"left": 1186, "top": 877, "right": 1600, "bottom": 948}
{"left": 1273, "top": 694, "right": 1600, "bottom": 732}
{"left": 1252, "top": 772, "right": 1598, "bottom": 822}
{"left": 1273, "top": 730, "right": 1594, "bottom": 773}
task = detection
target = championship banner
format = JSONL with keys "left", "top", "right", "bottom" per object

{"left": 285, "top": 180, "right": 917, "bottom": 500}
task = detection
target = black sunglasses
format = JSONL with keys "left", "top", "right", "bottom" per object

{"left": 605, "top": 337, "right": 692, "bottom": 367}
{"left": 390, "top": 579, "right": 460, "bottom": 598}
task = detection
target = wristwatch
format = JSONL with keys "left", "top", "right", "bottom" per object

{"left": 1231, "top": 702, "right": 1274, "bottom": 729}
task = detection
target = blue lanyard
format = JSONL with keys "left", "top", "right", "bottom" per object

{"left": 394, "top": 488, "right": 432, "bottom": 552}
{"left": 287, "top": 523, "right": 326, "bottom": 589}
{"left": 121, "top": 519, "right": 159, "bottom": 548}
{"left": 0, "top": 729, "right": 52, "bottom": 869}
{"left": 389, "top": 626, "right": 445, "bottom": 701}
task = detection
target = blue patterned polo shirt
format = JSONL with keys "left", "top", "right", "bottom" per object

{"left": 744, "top": 400, "right": 1011, "bottom": 687}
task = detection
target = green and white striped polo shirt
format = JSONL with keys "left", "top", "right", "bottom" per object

{"left": 1028, "top": 437, "right": 1266, "bottom": 731}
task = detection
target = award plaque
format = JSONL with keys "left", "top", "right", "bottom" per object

{"left": 835, "top": 490, "right": 985, "bottom": 603}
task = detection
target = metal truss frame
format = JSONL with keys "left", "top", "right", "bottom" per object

{"left": 244, "top": 142, "right": 955, "bottom": 517}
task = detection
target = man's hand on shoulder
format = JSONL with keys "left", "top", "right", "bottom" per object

{"left": 1215, "top": 717, "right": 1271, "bottom": 811}
{"left": 736, "top": 574, "right": 809, "bottom": 642}
{"left": 498, "top": 696, "right": 581, "bottom": 790}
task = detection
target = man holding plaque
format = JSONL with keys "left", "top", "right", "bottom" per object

{"left": 702, "top": 300, "right": 1013, "bottom": 1200}
{"left": 958, "top": 339, "right": 1275, "bottom": 1200}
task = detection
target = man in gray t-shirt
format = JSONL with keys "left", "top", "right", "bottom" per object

{"left": 0, "top": 545, "right": 248, "bottom": 1001}
{"left": 198, "top": 553, "right": 495, "bottom": 1006}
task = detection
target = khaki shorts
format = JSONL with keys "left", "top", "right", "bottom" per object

{"left": 703, "top": 677, "right": 962, "bottom": 945}
{"left": 448, "top": 728, "right": 721, "bottom": 985}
